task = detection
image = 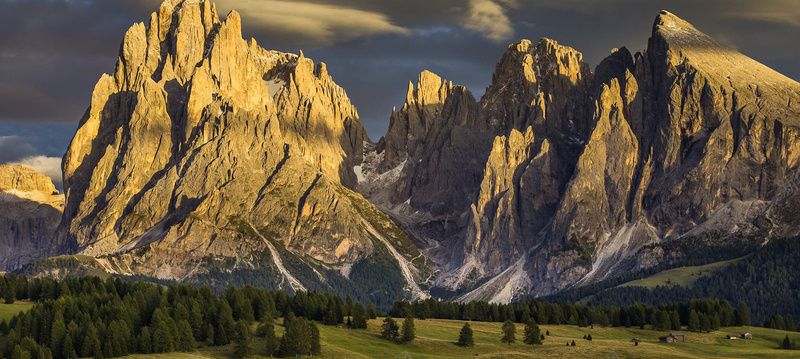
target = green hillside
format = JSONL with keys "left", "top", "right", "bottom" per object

{"left": 119, "top": 318, "right": 800, "bottom": 359}
{"left": 0, "top": 301, "right": 34, "bottom": 322}
{"left": 617, "top": 257, "right": 745, "bottom": 289}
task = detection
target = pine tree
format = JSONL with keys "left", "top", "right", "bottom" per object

{"left": 233, "top": 321, "right": 252, "bottom": 359}
{"left": 367, "top": 303, "right": 378, "bottom": 319}
{"left": 263, "top": 323, "right": 278, "bottom": 357}
{"left": 670, "top": 310, "right": 682, "bottom": 330}
{"left": 571, "top": 340, "right": 576, "bottom": 346}
{"left": 352, "top": 302, "right": 368, "bottom": 329}
{"left": 380, "top": 317, "right": 399, "bottom": 340}
{"left": 735, "top": 302, "right": 751, "bottom": 326}
{"left": 523, "top": 319, "right": 542, "bottom": 345}
{"left": 11, "top": 345, "right": 29, "bottom": 359}
{"left": 85, "top": 328, "right": 103, "bottom": 358}
{"left": 324, "top": 301, "right": 339, "bottom": 326}
{"left": 699, "top": 313, "right": 710, "bottom": 333}
{"left": 216, "top": 300, "right": 236, "bottom": 346}
{"left": 654, "top": 310, "right": 671, "bottom": 331}
{"left": 62, "top": 334, "right": 76, "bottom": 359}
{"left": 688, "top": 310, "right": 700, "bottom": 332}
{"left": 501, "top": 320, "right": 516, "bottom": 345}
{"left": 50, "top": 319, "right": 66, "bottom": 359}
{"left": 138, "top": 327, "right": 152, "bottom": 354}
{"left": 309, "top": 321, "right": 321, "bottom": 356}
{"left": 177, "top": 320, "right": 196, "bottom": 351}
{"left": 4, "top": 283, "right": 15, "bottom": 304}
{"left": 400, "top": 316, "right": 415, "bottom": 343}
{"left": 153, "top": 318, "right": 175, "bottom": 353}
{"left": 782, "top": 335, "right": 791, "bottom": 350}
{"left": 457, "top": 323, "right": 474, "bottom": 347}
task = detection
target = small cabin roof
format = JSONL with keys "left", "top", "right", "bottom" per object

{"left": 670, "top": 332, "right": 685, "bottom": 336}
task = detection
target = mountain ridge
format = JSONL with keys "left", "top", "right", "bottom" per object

{"left": 7, "top": 4, "right": 800, "bottom": 305}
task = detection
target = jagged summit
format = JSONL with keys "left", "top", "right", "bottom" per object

{"left": 0, "top": 165, "right": 63, "bottom": 269}
{"left": 55, "top": 0, "right": 430, "bottom": 300}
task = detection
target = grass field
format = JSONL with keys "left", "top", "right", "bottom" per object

{"left": 117, "top": 318, "right": 800, "bottom": 359}
{"left": 616, "top": 257, "right": 745, "bottom": 289}
{"left": 0, "top": 301, "right": 34, "bottom": 322}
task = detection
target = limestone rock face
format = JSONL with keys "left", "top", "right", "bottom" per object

{"left": 58, "top": 0, "right": 429, "bottom": 300}
{"left": 363, "top": 10, "right": 800, "bottom": 302}
{"left": 0, "top": 165, "right": 63, "bottom": 269}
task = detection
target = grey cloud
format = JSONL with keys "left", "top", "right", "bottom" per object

{"left": 0, "top": 0, "right": 799, "bottom": 170}
{"left": 214, "top": 0, "right": 410, "bottom": 46}
{"left": 0, "top": 136, "right": 39, "bottom": 163}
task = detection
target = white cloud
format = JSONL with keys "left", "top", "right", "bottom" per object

{"left": 462, "top": 0, "right": 515, "bottom": 43}
{"left": 215, "top": 0, "right": 410, "bottom": 45}
{"left": 9, "top": 156, "right": 63, "bottom": 192}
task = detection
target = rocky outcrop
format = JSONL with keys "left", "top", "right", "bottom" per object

{"left": 0, "top": 165, "right": 63, "bottom": 269}
{"left": 363, "top": 10, "right": 800, "bottom": 301}
{"left": 58, "top": 0, "right": 430, "bottom": 300}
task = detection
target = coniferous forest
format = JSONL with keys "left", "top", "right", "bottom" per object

{"left": 1, "top": 271, "right": 800, "bottom": 358}
{"left": 543, "top": 237, "right": 800, "bottom": 323}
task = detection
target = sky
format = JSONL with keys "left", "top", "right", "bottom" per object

{"left": 1, "top": 0, "right": 799, "bottom": 190}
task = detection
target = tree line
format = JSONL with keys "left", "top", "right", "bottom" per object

{"left": 389, "top": 297, "right": 760, "bottom": 333}
{"left": 544, "top": 237, "right": 800, "bottom": 323}
{"left": 1, "top": 268, "right": 799, "bottom": 359}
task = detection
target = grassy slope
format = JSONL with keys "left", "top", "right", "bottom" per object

{"left": 0, "top": 301, "right": 34, "bottom": 322}
{"left": 616, "top": 257, "right": 745, "bottom": 289}
{"left": 119, "top": 318, "right": 800, "bottom": 359}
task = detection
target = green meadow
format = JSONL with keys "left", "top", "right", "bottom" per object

{"left": 116, "top": 318, "right": 800, "bottom": 359}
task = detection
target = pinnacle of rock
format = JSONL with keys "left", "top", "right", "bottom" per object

{"left": 56, "top": 0, "right": 428, "bottom": 295}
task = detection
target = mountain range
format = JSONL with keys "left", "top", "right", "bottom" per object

{"left": 4, "top": 0, "right": 800, "bottom": 305}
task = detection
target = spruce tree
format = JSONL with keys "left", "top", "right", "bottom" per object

{"left": 11, "top": 345, "right": 29, "bottom": 359}
{"left": 367, "top": 303, "right": 378, "bottom": 319}
{"left": 571, "top": 340, "right": 576, "bottom": 346}
{"left": 457, "top": 323, "right": 474, "bottom": 347}
{"left": 216, "top": 300, "right": 236, "bottom": 345}
{"left": 587, "top": 334, "right": 593, "bottom": 341}
{"left": 50, "top": 319, "right": 66, "bottom": 359}
{"left": 324, "top": 301, "right": 339, "bottom": 326}
{"left": 688, "top": 310, "right": 700, "bottom": 332}
{"left": 138, "top": 326, "right": 152, "bottom": 354}
{"left": 523, "top": 319, "right": 542, "bottom": 345}
{"left": 699, "top": 313, "right": 710, "bottom": 333}
{"left": 62, "top": 334, "right": 76, "bottom": 359}
{"left": 737, "top": 302, "right": 751, "bottom": 326}
{"left": 380, "top": 317, "right": 399, "bottom": 340}
{"left": 4, "top": 283, "right": 15, "bottom": 304}
{"left": 782, "top": 335, "right": 791, "bottom": 350}
{"left": 263, "top": 323, "right": 278, "bottom": 357}
{"left": 352, "top": 302, "right": 368, "bottom": 329}
{"left": 309, "top": 321, "right": 321, "bottom": 356}
{"left": 233, "top": 321, "right": 252, "bottom": 358}
{"left": 401, "top": 316, "right": 416, "bottom": 343}
{"left": 670, "top": 310, "right": 682, "bottom": 330}
{"left": 501, "top": 320, "right": 516, "bottom": 345}
{"left": 278, "top": 316, "right": 311, "bottom": 357}
{"left": 177, "top": 320, "right": 196, "bottom": 351}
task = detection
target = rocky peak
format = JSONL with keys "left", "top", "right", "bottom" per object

{"left": 0, "top": 165, "right": 63, "bottom": 269}
{"left": 56, "top": 0, "right": 425, "bottom": 297}
{"left": 0, "top": 165, "right": 59, "bottom": 196}
{"left": 377, "top": 70, "right": 457, "bottom": 170}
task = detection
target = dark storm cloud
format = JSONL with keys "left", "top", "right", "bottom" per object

{"left": 0, "top": 0, "right": 798, "bottom": 188}
{"left": 0, "top": 136, "right": 38, "bottom": 163}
